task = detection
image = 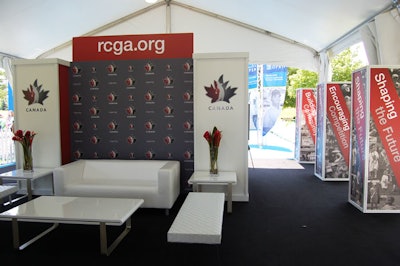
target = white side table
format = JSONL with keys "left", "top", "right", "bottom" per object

{"left": 0, "top": 168, "right": 54, "bottom": 200}
{"left": 188, "top": 171, "right": 237, "bottom": 213}
{"left": 0, "top": 185, "right": 18, "bottom": 206}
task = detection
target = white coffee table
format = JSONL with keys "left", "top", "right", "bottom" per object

{"left": 188, "top": 171, "right": 237, "bottom": 213}
{"left": 0, "top": 168, "right": 54, "bottom": 200}
{"left": 0, "top": 196, "right": 144, "bottom": 256}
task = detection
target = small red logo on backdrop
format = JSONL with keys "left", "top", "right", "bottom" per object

{"left": 73, "top": 33, "right": 193, "bottom": 61}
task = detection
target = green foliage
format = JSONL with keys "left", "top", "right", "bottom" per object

{"left": 331, "top": 47, "right": 365, "bottom": 82}
{"left": 284, "top": 68, "right": 318, "bottom": 108}
{"left": 283, "top": 44, "right": 365, "bottom": 108}
{"left": 0, "top": 69, "right": 7, "bottom": 110}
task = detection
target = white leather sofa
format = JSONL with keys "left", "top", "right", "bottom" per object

{"left": 53, "top": 159, "right": 180, "bottom": 213}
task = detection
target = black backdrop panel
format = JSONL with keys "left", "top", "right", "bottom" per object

{"left": 69, "top": 58, "right": 194, "bottom": 190}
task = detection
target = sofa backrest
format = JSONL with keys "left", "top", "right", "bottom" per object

{"left": 82, "top": 159, "right": 168, "bottom": 182}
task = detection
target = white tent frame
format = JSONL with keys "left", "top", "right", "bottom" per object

{"left": 1, "top": 1, "right": 399, "bottom": 83}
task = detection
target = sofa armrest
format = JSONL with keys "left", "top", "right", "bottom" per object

{"left": 53, "top": 160, "right": 85, "bottom": 195}
{"left": 158, "top": 161, "right": 180, "bottom": 205}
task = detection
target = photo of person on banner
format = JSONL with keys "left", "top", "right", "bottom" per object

{"left": 262, "top": 88, "right": 284, "bottom": 136}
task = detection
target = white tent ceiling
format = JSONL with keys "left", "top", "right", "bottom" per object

{"left": 0, "top": 0, "right": 396, "bottom": 71}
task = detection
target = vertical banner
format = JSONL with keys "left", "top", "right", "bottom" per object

{"left": 294, "top": 90, "right": 301, "bottom": 161}
{"left": 367, "top": 67, "right": 400, "bottom": 212}
{"left": 248, "top": 64, "right": 258, "bottom": 131}
{"left": 315, "top": 82, "right": 351, "bottom": 181}
{"left": 349, "top": 66, "right": 400, "bottom": 213}
{"left": 370, "top": 68, "right": 400, "bottom": 185}
{"left": 194, "top": 52, "right": 249, "bottom": 202}
{"left": 301, "top": 89, "right": 317, "bottom": 145}
{"left": 262, "top": 65, "right": 287, "bottom": 136}
{"left": 248, "top": 64, "right": 258, "bottom": 89}
{"left": 7, "top": 82, "right": 13, "bottom": 110}
{"left": 349, "top": 68, "right": 367, "bottom": 209}
{"left": 325, "top": 83, "right": 351, "bottom": 165}
{"left": 315, "top": 84, "right": 325, "bottom": 177}
{"left": 294, "top": 88, "right": 316, "bottom": 162}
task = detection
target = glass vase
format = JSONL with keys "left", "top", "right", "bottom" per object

{"left": 209, "top": 147, "right": 219, "bottom": 176}
{"left": 23, "top": 145, "right": 33, "bottom": 172}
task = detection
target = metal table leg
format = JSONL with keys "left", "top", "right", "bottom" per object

{"left": 99, "top": 217, "right": 132, "bottom": 256}
{"left": 26, "top": 179, "right": 32, "bottom": 200}
{"left": 227, "top": 183, "right": 233, "bottom": 213}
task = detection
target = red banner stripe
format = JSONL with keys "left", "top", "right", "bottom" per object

{"left": 301, "top": 89, "right": 317, "bottom": 144}
{"left": 326, "top": 84, "right": 351, "bottom": 165}
{"left": 370, "top": 68, "right": 400, "bottom": 185}
{"left": 73, "top": 33, "right": 193, "bottom": 61}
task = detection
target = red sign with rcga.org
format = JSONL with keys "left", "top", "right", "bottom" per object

{"left": 73, "top": 33, "right": 193, "bottom": 61}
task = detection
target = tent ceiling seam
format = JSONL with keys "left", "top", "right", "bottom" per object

{"left": 37, "top": 0, "right": 319, "bottom": 59}
{"left": 34, "top": 0, "right": 391, "bottom": 64}
{"left": 0, "top": 52, "right": 20, "bottom": 60}
{"left": 171, "top": 1, "right": 318, "bottom": 56}
{"left": 37, "top": 2, "right": 165, "bottom": 59}
{"left": 320, "top": 2, "right": 396, "bottom": 53}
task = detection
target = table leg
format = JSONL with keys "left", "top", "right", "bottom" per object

{"left": 99, "top": 217, "right": 132, "bottom": 256}
{"left": 100, "top": 222, "right": 108, "bottom": 254}
{"left": 12, "top": 218, "right": 20, "bottom": 249}
{"left": 0, "top": 178, "right": 3, "bottom": 205}
{"left": 26, "top": 180, "right": 32, "bottom": 200}
{"left": 12, "top": 218, "right": 58, "bottom": 250}
{"left": 227, "top": 183, "right": 232, "bottom": 213}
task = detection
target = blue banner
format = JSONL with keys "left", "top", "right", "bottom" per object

{"left": 263, "top": 65, "right": 287, "bottom": 87}
{"left": 7, "top": 82, "right": 13, "bottom": 110}
{"left": 248, "top": 64, "right": 257, "bottom": 89}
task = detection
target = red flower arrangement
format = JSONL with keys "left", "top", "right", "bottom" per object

{"left": 203, "top": 126, "right": 222, "bottom": 175}
{"left": 12, "top": 129, "right": 37, "bottom": 171}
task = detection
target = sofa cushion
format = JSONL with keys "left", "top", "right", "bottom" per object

{"left": 83, "top": 160, "right": 166, "bottom": 183}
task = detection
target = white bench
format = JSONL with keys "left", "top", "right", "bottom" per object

{"left": 0, "top": 185, "right": 18, "bottom": 206}
{"left": 167, "top": 192, "right": 225, "bottom": 244}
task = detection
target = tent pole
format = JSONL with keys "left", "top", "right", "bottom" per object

{"left": 166, "top": 0, "right": 171, "bottom": 33}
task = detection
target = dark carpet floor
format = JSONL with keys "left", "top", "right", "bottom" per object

{"left": 1, "top": 164, "right": 400, "bottom": 266}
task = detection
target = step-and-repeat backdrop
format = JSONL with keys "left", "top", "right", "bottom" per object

{"left": 69, "top": 33, "right": 194, "bottom": 190}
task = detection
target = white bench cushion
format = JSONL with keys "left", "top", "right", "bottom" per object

{"left": 167, "top": 192, "right": 224, "bottom": 244}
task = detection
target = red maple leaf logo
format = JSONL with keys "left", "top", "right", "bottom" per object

{"left": 204, "top": 75, "right": 237, "bottom": 103}
{"left": 22, "top": 79, "right": 49, "bottom": 105}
